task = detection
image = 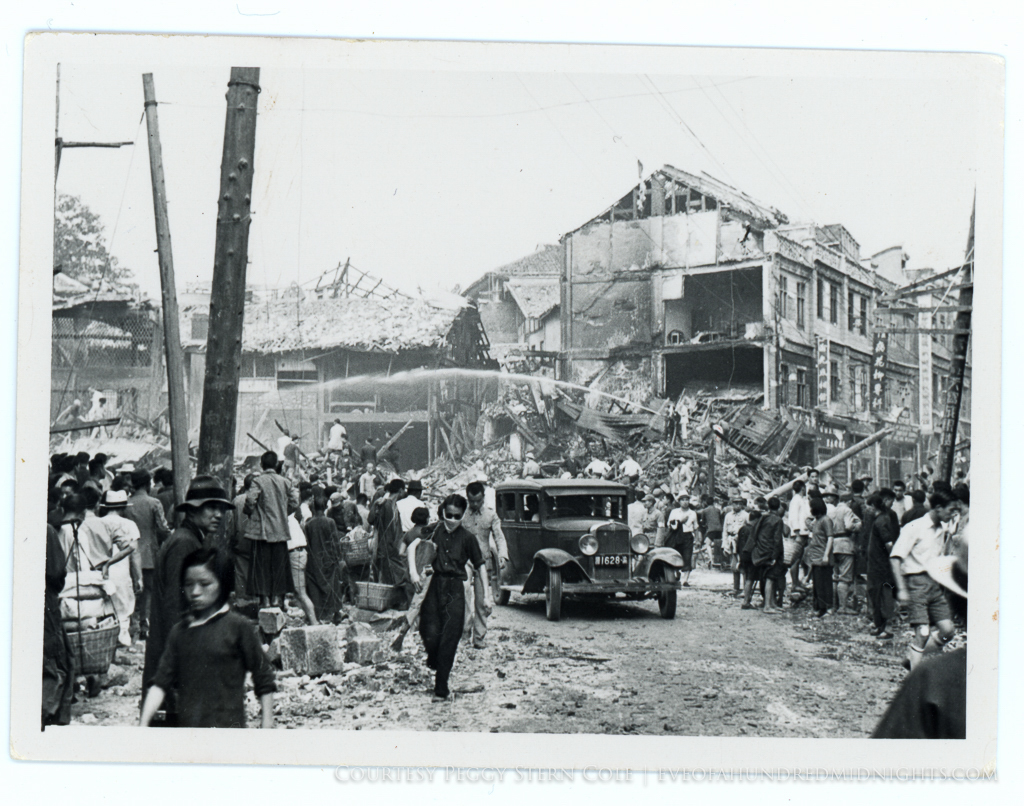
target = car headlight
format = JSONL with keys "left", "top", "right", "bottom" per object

{"left": 579, "top": 534, "right": 599, "bottom": 555}
{"left": 630, "top": 534, "right": 650, "bottom": 554}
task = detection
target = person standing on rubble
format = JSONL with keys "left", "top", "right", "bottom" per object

{"left": 368, "top": 478, "right": 413, "bottom": 610}
{"left": 669, "top": 458, "right": 693, "bottom": 500}
{"left": 244, "top": 451, "right": 299, "bottom": 610}
{"left": 522, "top": 451, "right": 542, "bottom": 479}
{"left": 462, "top": 481, "right": 509, "bottom": 649}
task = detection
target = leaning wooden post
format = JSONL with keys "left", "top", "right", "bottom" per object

{"left": 196, "top": 67, "right": 261, "bottom": 486}
{"left": 142, "top": 73, "right": 191, "bottom": 506}
{"left": 768, "top": 427, "right": 893, "bottom": 499}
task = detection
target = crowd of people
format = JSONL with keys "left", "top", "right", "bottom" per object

{"left": 43, "top": 443, "right": 513, "bottom": 727}
{"left": 43, "top": 441, "right": 970, "bottom": 737}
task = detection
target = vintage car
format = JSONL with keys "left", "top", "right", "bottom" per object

{"left": 494, "top": 478, "right": 684, "bottom": 621}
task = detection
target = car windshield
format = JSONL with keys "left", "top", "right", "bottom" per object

{"left": 543, "top": 494, "right": 625, "bottom": 520}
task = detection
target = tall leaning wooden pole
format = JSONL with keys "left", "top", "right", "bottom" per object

{"left": 197, "top": 67, "right": 261, "bottom": 487}
{"left": 142, "top": 73, "right": 191, "bottom": 506}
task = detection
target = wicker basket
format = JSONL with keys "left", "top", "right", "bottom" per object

{"left": 70, "top": 621, "right": 120, "bottom": 676}
{"left": 354, "top": 581, "right": 399, "bottom": 612}
{"left": 342, "top": 531, "right": 372, "bottom": 567}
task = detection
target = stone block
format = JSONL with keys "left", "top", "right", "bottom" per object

{"left": 346, "top": 621, "right": 378, "bottom": 642}
{"left": 345, "top": 633, "right": 382, "bottom": 665}
{"left": 259, "top": 607, "right": 287, "bottom": 635}
{"left": 349, "top": 609, "right": 407, "bottom": 632}
{"left": 265, "top": 638, "right": 282, "bottom": 667}
{"left": 279, "top": 625, "right": 344, "bottom": 676}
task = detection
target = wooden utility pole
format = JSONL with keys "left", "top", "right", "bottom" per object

{"left": 938, "top": 198, "right": 974, "bottom": 482}
{"left": 197, "top": 67, "right": 261, "bottom": 486}
{"left": 143, "top": 73, "right": 191, "bottom": 506}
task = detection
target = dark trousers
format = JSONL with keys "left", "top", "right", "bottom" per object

{"left": 419, "top": 575, "right": 466, "bottom": 698}
{"left": 811, "top": 564, "right": 834, "bottom": 613}
{"left": 132, "top": 568, "right": 155, "bottom": 635}
{"left": 867, "top": 575, "right": 896, "bottom": 631}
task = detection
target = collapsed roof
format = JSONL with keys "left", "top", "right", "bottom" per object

{"left": 236, "top": 295, "right": 469, "bottom": 355}
{"left": 505, "top": 277, "right": 560, "bottom": 320}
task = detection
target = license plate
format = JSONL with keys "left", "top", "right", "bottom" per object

{"left": 594, "top": 554, "right": 629, "bottom": 567}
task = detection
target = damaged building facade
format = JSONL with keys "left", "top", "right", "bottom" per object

{"left": 463, "top": 243, "right": 562, "bottom": 374}
{"left": 554, "top": 165, "right": 969, "bottom": 485}
{"left": 181, "top": 289, "right": 498, "bottom": 470}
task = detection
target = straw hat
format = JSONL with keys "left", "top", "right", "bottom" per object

{"left": 101, "top": 489, "right": 129, "bottom": 508}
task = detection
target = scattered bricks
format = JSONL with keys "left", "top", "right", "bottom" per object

{"left": 259, "top": 607, "right": 287, "bottom": 636}
{"left": 279, "top": 625, "right": 345, "bottom": 676}
{"left": 345, "top": 633, "right": 382, "bottom": 665}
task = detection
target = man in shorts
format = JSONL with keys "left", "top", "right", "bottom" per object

{"left": 721, "top": 498, "right": 747, "bottom": 596}
{"left": 829, "top": 490, "right": 863, "bottom": 614}
{"left": 889, "top": 488, "right": 960, "bottom": 671}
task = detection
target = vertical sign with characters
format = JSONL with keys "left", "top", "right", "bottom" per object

{"left": 918, "top": 304, "right": 933, "bottom": 432}
{"left": 870, "top": 332, "right": 888, "bottom": 412}
{"left": 815, "top": 336, "right": 830, "bottom": 408}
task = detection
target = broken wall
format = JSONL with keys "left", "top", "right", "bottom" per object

{"left": 568, "top": 210, "right": 719, "bottom": 276}
{"left": 567, "top": 275, "right": 653, "bottom": 355}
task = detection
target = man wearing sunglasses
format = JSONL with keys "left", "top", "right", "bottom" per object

{"left": 418, "top": 494, "right": 490, "bottom": 702}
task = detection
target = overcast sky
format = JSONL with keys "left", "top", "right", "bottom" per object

{"left": 53, "top": 60, "right": 986, "bottom": 300}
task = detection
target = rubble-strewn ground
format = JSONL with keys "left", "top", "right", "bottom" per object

{"left": 68, "top": 567, "right": 956, "bottom": 737}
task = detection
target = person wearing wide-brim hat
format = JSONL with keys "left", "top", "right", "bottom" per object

{"left": 872, "top": 524, "right": 968, "bottom": 739}
{"left": 142, "top": 475, "right": 234, "bottom": 724}
{"left": 98, "top": 488, "right": 141, "bottom": 646}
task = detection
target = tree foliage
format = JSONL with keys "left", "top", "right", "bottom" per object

{"left": 53, "top": 194, "right": 135, "bottom": 288}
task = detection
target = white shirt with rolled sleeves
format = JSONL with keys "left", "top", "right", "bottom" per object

{"left": 890, "top": 513, "right": 948, "bottom": 576}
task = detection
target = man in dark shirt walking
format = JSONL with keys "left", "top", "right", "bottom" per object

{"left": 418, "top": 494, "right": 489, "bottom": 701}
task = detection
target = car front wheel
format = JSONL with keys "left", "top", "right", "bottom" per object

{"left": 658, "top": 569, "right": 678, "bottom": 619}
{"left": 545, "top": 567, "right": 562, "bottom": 621}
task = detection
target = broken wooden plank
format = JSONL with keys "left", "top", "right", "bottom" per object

{"left": 49, "top": 417, "right": 122, "bottom": 435}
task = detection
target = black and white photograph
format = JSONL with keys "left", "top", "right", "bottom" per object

{"left": 12, "top": 31, "right": 1002, "bottom": 770}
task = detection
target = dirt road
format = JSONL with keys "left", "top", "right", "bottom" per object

{"left": 70, "top": 567, "right": 924, "bottom": 736}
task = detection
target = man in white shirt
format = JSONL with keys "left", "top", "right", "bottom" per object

{"left": 890, "top": 480, "right": 909, "bottom": 521}
{"left": 619, "top": 456, "right": 643, "bottom": 483}
{"left": 669, "top": 459, "right": 693, "bottom": 499}
{"left": 585, "top": 458, "right": 612, "bottom": 479}
{"left": 627, "top": 495, "right": 646, "bottom": 537}
{"left": 397, "top": 479, "right": 427, "bottom": 532}
{"left": 890, "top": 488, "right": 959, "bottom": 671}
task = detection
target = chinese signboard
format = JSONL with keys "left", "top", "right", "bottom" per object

{"left": 815, "top": 336, "right": 830, "bottom": 408}
{"left": 870, "top": 332, "right": 888, "bottom": 412}
{"left": 918, "top": 308, "right": 933, "bottom": 433}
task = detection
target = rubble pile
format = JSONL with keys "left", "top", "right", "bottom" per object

{"left": 413, "top": 375, "right": 801, "bottom": 502}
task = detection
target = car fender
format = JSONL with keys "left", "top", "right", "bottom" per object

{"left": 520, "top": 548, "right": 592, "bottom": 594}
{"left": 634, "top": 547, "right": 685, "bottom": 580}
